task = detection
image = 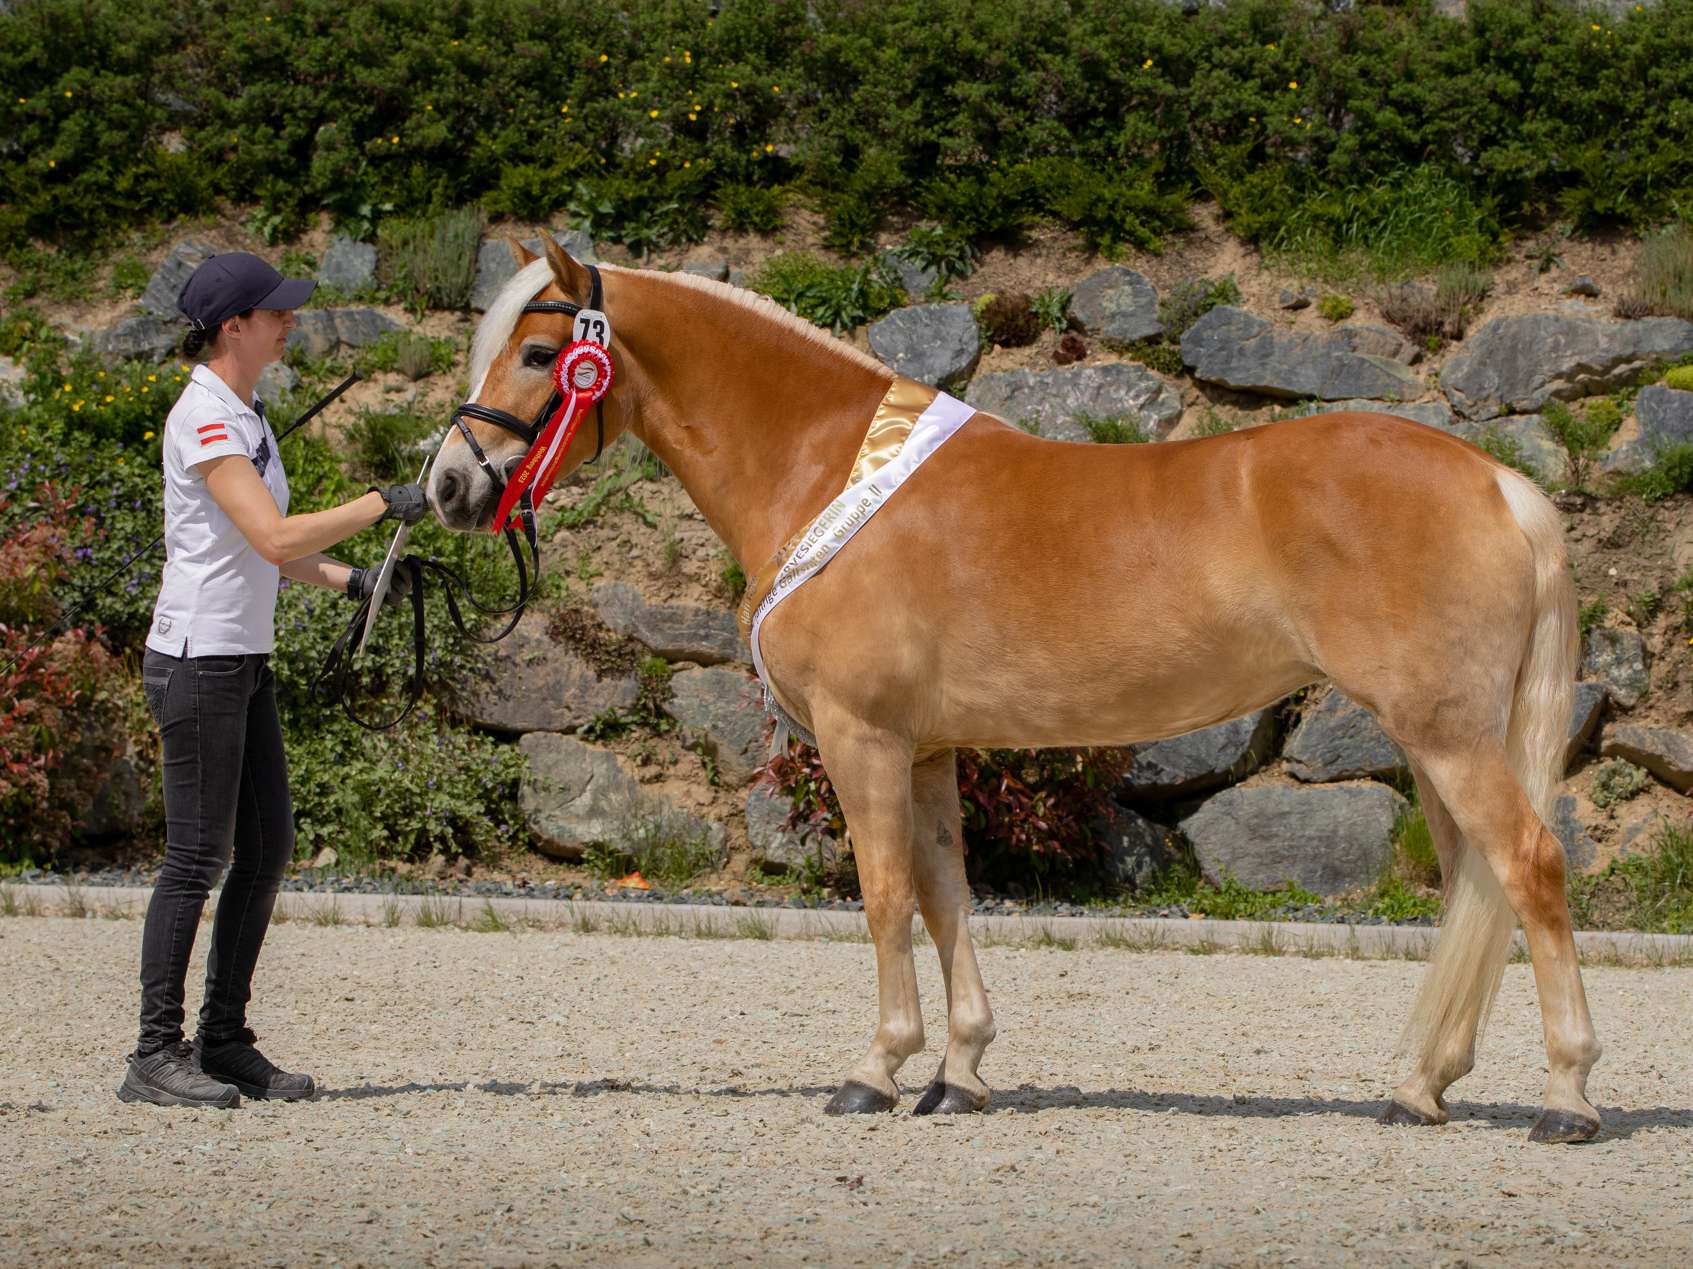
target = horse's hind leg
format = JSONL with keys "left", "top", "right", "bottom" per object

{"left": 1380, "top": 760, "right": 1500, "bottom": 1127}
{"left": 814, "top": 719, "right": 925, "bottom": 1114}
{"left": 908, "top": 749, "right": 995, "bottom": 1114}
{"left": 1413, "top": 750, "right": 1602, "bottom": 1142}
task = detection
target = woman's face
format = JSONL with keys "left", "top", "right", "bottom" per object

{"left": 225, "top": 307, "right": 295, "bottom": 369}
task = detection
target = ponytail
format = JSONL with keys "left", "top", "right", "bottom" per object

{"left": 180, "top": 308, "right": 252, "bottom": 361}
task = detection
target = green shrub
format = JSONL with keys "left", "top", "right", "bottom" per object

{"left": 1316, "top": 293, "right": 1356, "bottom": 322}
{"left": 1664, "top": 365, "right": 1693, "bottom": 392}
{"left": 1612, "top": 442, "right": 1693, "bottom": 502}
{"left": 1031, "top": 287, "right": 1072, "bottom": 335}
{"left": 376, "top": 206, "right": 484, "bottom": 314}
{"left": 342, "top": 409, "right": 437, "bottom": 485}
{"left": 1077, "top": 413, "right": 1150, "bottom": 445}
{"left": 1590, "top": 760, "right": 1651, "bottom": 809}
{"left": 1622, "top": 223, "right": 1693, "bottom": 320}
{"left": 747, "top": 252, "right": 903, "bottom": 333}
{"left": 1120, "top": 341, "right": 1185, "bottom": 377}
{"left": 1568, "top": 822, "right": 1693, "bottom": 934}
{"left": 1543, "top": 400, "right": 1620, "bottom": 491}
{"left": 894, "top": 223, "right": 977, "bottom": 284}
{"left": 716, "top": 183, "right": 785, "bottom": 234}
{"left": 1158, "top": 276, "right": 1241, "bottom": 341}
{"left": 356, "top": 330, "right": 457, "bottom": 381}
{"left": 1472, "top": 424, "right": 1540, "bottom": 481}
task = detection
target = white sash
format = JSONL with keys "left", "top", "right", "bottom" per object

{"left": 749, "top": 390, "right": 976, "bottom": 745}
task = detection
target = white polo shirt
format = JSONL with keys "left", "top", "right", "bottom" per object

{"left": 146, "top": 364, "right": 290, "bottom": 657}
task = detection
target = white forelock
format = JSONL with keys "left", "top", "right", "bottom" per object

{"left": 466, "top": 257, "right": 556, "bottom": 400}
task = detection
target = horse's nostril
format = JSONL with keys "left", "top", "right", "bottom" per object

{"left": 439, "top": 469, "right": 462, "bottom": 507}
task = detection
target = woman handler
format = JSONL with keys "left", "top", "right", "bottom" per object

{"left": 119, "top": 252, "right": 425, "bottom": 1109}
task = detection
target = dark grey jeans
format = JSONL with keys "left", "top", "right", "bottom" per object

{"left": 136, "top": 648, "right": 295, "bottom": 1056}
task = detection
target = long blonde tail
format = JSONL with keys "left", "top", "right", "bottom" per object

{"left": 1404, "top": 468, "right": 1576, "bottom": 1057}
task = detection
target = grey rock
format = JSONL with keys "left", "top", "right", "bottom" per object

{"left": 1070, "top": 267, "right": 1163, "bottom": 344}
{"left": 666, "top": 667, "right": 769, "bottom": 787}
{"left": 518, "top": 733, "right": 725, "bottom": 862}
{"left": 592, "top": 582, "right": 748, "bottom": 666}
{"left": 745, "top": 785, "right": 837, "bottom": 874}
{"left": 331, "top": 307, "right": 401, "bottom": 349}
{"left": 1181, "top": 307, "right": 1421, "bottom": 401}
{"left": 1283, "top": 689, "right": 1407, "bottom": 783}
{"left": 255, "top": 362, "right": 300, "bottom": 402}
{"left": 1180, "top": 781, "right": 1406, "bottom": 895}
{"left": 1286, "top": 397, "right": 1455, "bottom": 430}
{"left": 0, "top": 355, "right": 25, "bottom": 408}
{"left": 1636, "top": 384, "right": 1693, "bottom": 450}
{"left": 878, "top": 249, "right": 940, "bottom": 298}
{"left": 317, "top": 234, "right": 378, "bottom": 293}
{"left": 680, "top": 257, "right": 730, "bottom": 282}
{"left": 1122, "top": 709, "right": 1278, "bottom": 801}
{"left": 1582, "top": 628, "right": 1648, "bottom": 709}
{"left": 1566, "top": 681, "right": 1607, "bottom": 770}
{"left": 93, "top": 314, "right": 180, "bottom": 364}
{"left": 1598, "top": 723, "right": 1693, "bottom": 792}
{"left": 1099, "top": 804, "right": 1182, "bottom": 891}
{"left": 866, "top": 304, "right": 981, "bottom": 388}
{"left": 1564, "top": 275, "right": 1601, "bottom": 298}
{"left": 139, "top": 237, "right": 217, "bottom": 318}
{"left": 1550, "top": 794, "right": 1597, "bottom": 872}
{"left": 470, "top": 229, "right": 598, "bottom": 312}
{"left": 453, "top": 618, "right": 638, "bottom": 734}
{"left": 967, "top": 363, "right": 1184, "bottom": 441}
{"left": 1278, "top": 288, "right": 1314, "bottom": 311}
{"left": 1441, "top": 315, "right": 1693, "bottom": 420}
{"left": 286, "top": 309, "right": 340, "bottom": 360}
{"left": 1329, "top": 323, "right": 1418, "bottom": 364}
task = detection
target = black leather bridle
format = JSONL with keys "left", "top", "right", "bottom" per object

{"left": 317, "top": 266, "right": 612, "bottom": 731}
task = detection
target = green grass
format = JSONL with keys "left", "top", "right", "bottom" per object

{"left": 1569, "top": 822, "right": 1693, "bottom": 934}
{"left": 376, "top": 206, "right": 486, "bottom": 315}
{"left": 1316, "top": 293, "right": 1355, "bottom": 322}
{"left": 1157, "top": 275, "right": 1241, "bottom": 341}
{"left": 1665, "top": 366, "right": 1693, "bottom": 393}
{"left": 1137, "top": 858, "right": 1325, "bottom": 921}
{"left": 308, "top": 898, "right": 344, "bottom": 927}
{"left": 587, "top": 807, "right": 722, "bottom": 889}
{"left": 356, "top": 330, "right": 458, "bottom": 381}
{"left": 1192, "top": 410, "right": 1238, "bottom": 438}
{"left": 1622, "top": 223, "right": 1693, "bottom": 320}
{"left": 415, "top": 895, "right": 456, "bottom": 928}
{"left": 381, "top": 894, "right": 404, "bottom": 928}
{"left": 471, "top": 899, "right": 513, "bottom": 933}
{"left": 1075, "top": 412, "right": 1150, "bottom": 445}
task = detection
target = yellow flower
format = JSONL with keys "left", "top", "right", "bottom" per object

{"left": 64, "top": 90, "right": 73, "bottom": 97}
{"left": 730, "top": 80, "right": 739, "bottom": 88}
{"left": 617, "top": 91, "right": 626, "bottom": 99}
{"left": 264, "top": 14, "right": 271, "bottom": 20}
{"left": 72, "top": 401, "right": 83, "bottom": 411}
{"left": 561, "top": 105, "right": 569, "bottom": 113}
{"left": 141, "top": 386, "right": 150, "bottom": 393}
{"left": 664, "top": 56, "right": 671, "bottom": 63}
{"left": 144, "top": 430, "right": 154, "bottom": 440}
{"left": 1248, "top": 115, "right": 1257, "bottom": 123}
{"left": 688, "top": 112, "right": 697, "bottom": 121}
{"left": 390, "top": 134, "right": 399, "bottom": 143}
{"left": 97, "top": 370, "right": 106, "bottom": 378}
{"left": 599, "top": 53, "right": 608, "bottom": 62}
{"left": 105, "top": 395, "right": 115, "bottom": 403}
{"left": 764, "top": 143, "right": 774, "bottom": 152}
{"left": 1591, "top": 22, "right": 1601, "bottom": 30}
{"left": 683, "top": 160, "right": 691, "bottom": 168}
{"left": 683, "top": 51, "right": 692, "bottom": 64}
{"left": 629, "top": 90, "right": 638, "bottom": 98}
{"left": 649, "top": 108, "right": 659, "bottom": 118}
{"left": 649, "top": 159, "right": 657, "bottom": 166}
{"left": 48, "top": 159, "right": 55, "bottom": 168}
{"left": 425, "top": 104, "right": 434, "bottom": 111}
{"left": 116, "top": 457, "right": 124, "bottom": 466}
{"left": 179, "top": 363, "right": 189, "bottom": 372}
{"left": 1288, "top": 80, "right": 1299, "bottom": 90}
{"left": 1266, "top": 42, "right": 1277, "bottom": 50}
{"left": 771, "top": 84, "right": 780, "bottom": 93}
{"left": 147, "top": 373, "right": 157, "bottom": 382}
{"left": 62, "top": 383, "right": 71, "bottom": 392}
{"left": 17, "top": 97, "right": 26, "bottom": 104}
{"left": 1142, "top": 58, "right": 1153, "bottom": 70}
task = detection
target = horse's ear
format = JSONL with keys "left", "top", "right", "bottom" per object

{"left": 505, "top": 235, "right": 539, "bottom": 267}
{"left": 541, "top": 234, "right": 593, "bottom": 304}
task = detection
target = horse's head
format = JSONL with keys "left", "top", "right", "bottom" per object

{"left": 429, "top": 236, "right": 625, "bottom": 532}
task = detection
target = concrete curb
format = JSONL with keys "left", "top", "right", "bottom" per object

{"left": 7, "top": 882, "right": 1692, "bottom": 964}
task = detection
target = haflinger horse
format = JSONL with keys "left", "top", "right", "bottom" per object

{"left": 429, "top": 236, "right": 1601, "bottom": 1143}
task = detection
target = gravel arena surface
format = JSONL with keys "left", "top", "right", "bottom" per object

{"left": 3, "top": 917, "right": 1691, "bottom": 1267}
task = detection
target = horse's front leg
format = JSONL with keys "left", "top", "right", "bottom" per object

{"left": 816, "top": 720, "right": 923, "bottom": 1114}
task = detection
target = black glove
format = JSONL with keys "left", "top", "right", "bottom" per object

{"left": 373, "top": 482, "right": 428, "bottom": 525}
{"left": 346, "top": 562, "right": 414, "bottom": 609}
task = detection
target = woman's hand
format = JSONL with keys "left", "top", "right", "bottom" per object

{"left": 374, "top": 483, "right": 429, "bottom": 524}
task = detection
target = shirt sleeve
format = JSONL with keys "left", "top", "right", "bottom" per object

{"left": 170, "top": 410, "right": 249, "bottom": 475}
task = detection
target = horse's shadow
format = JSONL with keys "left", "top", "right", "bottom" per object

{"left": 318, "top": 1077, "right": 1691, "bottom": 1139}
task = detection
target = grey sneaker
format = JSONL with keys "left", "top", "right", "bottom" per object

{"left": 118, "top": 1040, "right": 242, "bottom": 1109}
{"left": 194, "top": 1030, "right": 316, "bottom": 1101}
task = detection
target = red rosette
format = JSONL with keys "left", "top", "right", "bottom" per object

{"left": 553, "top": 340, "right": 614, "bottom": 405}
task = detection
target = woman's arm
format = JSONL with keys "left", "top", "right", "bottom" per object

{"left": 200, "top": 456, "right": 389, "bottom": 565}
{"left": 280, "top": 553, "right": 354, "bottom": 592}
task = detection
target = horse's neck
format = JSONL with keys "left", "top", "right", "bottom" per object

{"left": 616, "top": 273, "right": 893, "bottom": 571}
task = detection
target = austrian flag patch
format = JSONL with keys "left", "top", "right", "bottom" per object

{"left": 197, "top": 423, "right": 230, "bottom": 446}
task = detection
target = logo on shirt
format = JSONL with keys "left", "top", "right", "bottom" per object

{"left": 197, "top": 423, "right": 230, "bottom": 446}
{"left": 156, "top": 617, "right": 173, "bottom": 634}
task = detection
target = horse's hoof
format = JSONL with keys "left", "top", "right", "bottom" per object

{"left": 1528, "top": 1109, "right": 1600, "bottom": 1144}
{"left": 912, "top": 1080, "right": 985, "bottom": 1116}
{"left": 824, "top": 1080, "right": 897, "bottom": 1115}
{"left": 1377, "top": 1099, "right": 1439, "bottom": 1128}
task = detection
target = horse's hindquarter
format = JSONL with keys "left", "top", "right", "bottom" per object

{"left": 759, "top": 413, "right": 1533, "bottom": 750}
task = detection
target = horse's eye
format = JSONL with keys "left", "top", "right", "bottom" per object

{"left": 523, "top": 347, "right": 556, "bottom": 369}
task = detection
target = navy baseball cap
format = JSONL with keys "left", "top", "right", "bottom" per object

{"left": 177, "top": 252, "right": 316, "bottom": 331}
